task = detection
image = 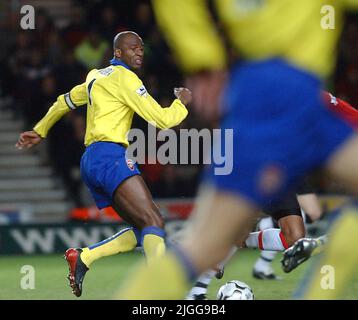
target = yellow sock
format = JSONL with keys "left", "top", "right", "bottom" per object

{"left": 116, "top": 251, "right": 193, "bottom": 300}
{"left": 301, "top": 207, "right": 358, "bottom": 299}
{"left": 80, "top": 228, "right": 138, "bottom": 267}
{"left": 140, "top": 226, "right": 166, "bottom": 265}
{"left": 143, "top": 234, "right": 166, "bottom": 265}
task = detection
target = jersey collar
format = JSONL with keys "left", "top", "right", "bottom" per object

{"left": 110, "top": 58, "right": 130, "bottom": 70}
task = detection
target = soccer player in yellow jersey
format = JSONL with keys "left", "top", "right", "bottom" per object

{"left": 16, "top": 31, "right": 192, "bottom": 297}
{"left": 116, "top": 1, "right": 358, "bottom": 299}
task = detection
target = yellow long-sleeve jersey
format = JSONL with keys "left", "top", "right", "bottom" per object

{"left": 34, "top": 63, "right": 188, "bottom": 147}
{"left": 153, "top": 0, "right": 358, "bottom": 78}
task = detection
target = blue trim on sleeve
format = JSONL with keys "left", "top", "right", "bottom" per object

{"left": 110, "top": 58, "right": 130, "bottom": 70}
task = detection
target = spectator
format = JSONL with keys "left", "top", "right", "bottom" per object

{"left": 74, "top": 27, "right": 110, "bottom": 70}
{"left": 54, "top": 49, "right": 87, "bottom": 92}
{"left": 61, "top": 6, "right": 88, "bottom": 50}
{"left": 98, "top": 6, "right": 127, "bottom": 43}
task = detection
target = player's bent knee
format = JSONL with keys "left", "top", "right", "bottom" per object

{"left": 137, "top": 210, "right": 164, "bottom": 229}
{"left": 326, "top": 134, "right": 358, "bottom": 195}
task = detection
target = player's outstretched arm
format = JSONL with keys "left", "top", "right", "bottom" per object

{"left": 144, "top": 86, "right": 192, "bottom": 129}
{"left": 173, "top": 87, "right": 192, "bottom": 105}
{"left": 16, "top": 130, "right": 43, "bottom": 150}
{"left": 16, "top": 83, "right": 88, "bottom": 150}
{"left": 122, "top": 75, "right": 192, "bottom": 129}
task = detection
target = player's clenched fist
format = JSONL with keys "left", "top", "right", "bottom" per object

{"left": 15, "top": 130, "right": 43, "bottom": 150}
{"left": 174, "top": 87, "right": 192, "bottom": 105}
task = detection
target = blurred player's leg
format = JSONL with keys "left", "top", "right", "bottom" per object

{"left": 117, "top": 186, "right": 259, "bottom": 299}
{"left": 253, "top": 250, "right": 279, "bottom": 280}
{"left": 187, "top": 220, "right": 287, "bottom": 299}
{"left": 186, "top": 246, "right": 237, "bottom": 300}
{"left": 252, "top": 217, "right": 280, "bottom": 279}
{"left": 187, "top": 214, "right": 303, "bottom": 298}
{"left": 181, "top": 193, "right": 323, "bottom": 298}
{"left": 284, "top": 134, "right": 358, "bottom": 276}
{"left": 296, "top": 175, "right": 323, "bottom": 223}
{"left": 295, "top": 206, "right": 358, "bottom": 299}
{"left": 185, "top": 269, "right": 216, "bottom": 300}
{"left": 297, "top": 194, "right": 323, "bottom": 222}
{"left": 326, "top": 134, "right": 358, "bottom": 194}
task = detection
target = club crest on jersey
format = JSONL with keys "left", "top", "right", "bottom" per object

{"left": 329, "top": 93, "right": 338, "bottom": 106}
{"left": 136, "top": 85, "right": 148, "bottom": 97}
{"left": 126, "top": 158, "right": 135, "bottom": 171}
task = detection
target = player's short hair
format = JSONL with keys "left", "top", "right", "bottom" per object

{"left": 113, "top": 31, "right": 142, "bottom": 50}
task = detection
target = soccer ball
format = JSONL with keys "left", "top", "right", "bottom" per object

{"left": 217, "top": 280, "right": 255, "bottom": 300}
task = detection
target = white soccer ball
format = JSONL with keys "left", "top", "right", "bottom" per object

{"left": 217, "top": 280, "right": 255, "bottom": 300}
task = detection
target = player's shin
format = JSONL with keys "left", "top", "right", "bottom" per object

{"left": 80, "top": 227, "right": 139, "bottom": 267}
{"left": 117, "top": 246, "right": 197, "bottom": 299}
{"left": 186, "top": 269, "right": 216, "bottom": 300}
{"left": 186, "top": 246, "right": 238, "bottom": 299}
{"left": 254, "top": 250, "right": 277, "bottom": 271}
{"left": 245, "top": 228, "right": 289, "bottom": 251}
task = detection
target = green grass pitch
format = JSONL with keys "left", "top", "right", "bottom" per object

{"left": 0, "top": 249, "right": 357, "bottom": 300}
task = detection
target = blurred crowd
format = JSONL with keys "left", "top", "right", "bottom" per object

{"left": 0, "top": 1, "right": 358, "bottom": 207}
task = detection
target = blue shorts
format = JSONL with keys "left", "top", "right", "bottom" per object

{"left": 206, "top": 58, "right": 354, "bottom": 206}
{"left": 80, "top": 142, "right": 140, "bottom": 209}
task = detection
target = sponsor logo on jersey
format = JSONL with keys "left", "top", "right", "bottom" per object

{"left": 136, "top": 85, "right": 148, "bottom": 97}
